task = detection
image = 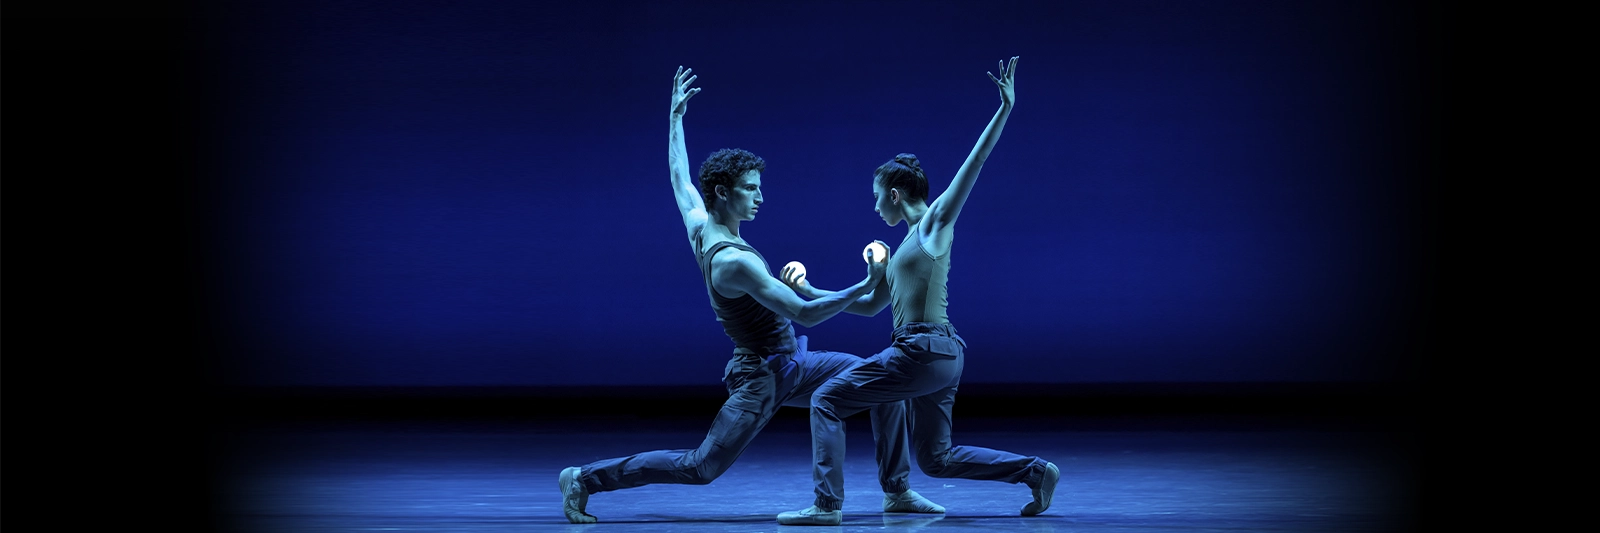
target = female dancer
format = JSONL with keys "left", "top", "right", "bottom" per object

{"left": 776, "top": 57, "right": 1059, "bottom": 526}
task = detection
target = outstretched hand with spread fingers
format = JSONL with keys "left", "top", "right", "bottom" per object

{"left": 671, "top": 66, "right": 702, "bottom": 117}
{"left": 987, "top": 56, "right": 1018, "bottom": 106}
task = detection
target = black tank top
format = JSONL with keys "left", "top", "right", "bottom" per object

{"left": 696, "top": 232, "right": 798, "bottom": 356}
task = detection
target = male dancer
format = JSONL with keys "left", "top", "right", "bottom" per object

{"left": 556, "top": 67, "right": 944, "bottom": 525}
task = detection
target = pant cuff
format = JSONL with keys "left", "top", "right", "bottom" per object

{"left": 881, "top": 479, "right": 910, "bottom": 494}
{"left": 1023, "top": 459, "right": 1047, "bottom": 487}
{"left": 813, "top": 495, "right": 842, "bottom": 511}
{"left": 579, "top": 468, "right": 604, "bottom": 495}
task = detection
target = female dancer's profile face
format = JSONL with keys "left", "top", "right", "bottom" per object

{"left": 872, "top": 180, "right": 900, "bottom": 227}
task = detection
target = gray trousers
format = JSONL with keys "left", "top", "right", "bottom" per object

{"left": 810, "top": 323, "right": 1048, "bottom": 509}
{"left": 578, "top": 336, "right": 913, "bottom": 510}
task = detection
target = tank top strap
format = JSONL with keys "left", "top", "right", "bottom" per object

{"left": 698, "top": 239, "right": 763, "bottom": 286}
{"left": 691, "top": 232, "right": 796, "bottom": 356}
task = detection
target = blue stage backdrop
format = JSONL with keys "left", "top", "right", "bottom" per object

{"left": 195, "top": 0, "right": 1434, "bottom": 387}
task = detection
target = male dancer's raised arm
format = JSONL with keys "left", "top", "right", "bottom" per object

{"left": 668, "top": 66, "right": 887, "bottom": 328}
{"left": 669, "top": 66, "right": 707, "bottom": 239}
{"left": 560, "top": 67, "right": 945, "bottom": 526}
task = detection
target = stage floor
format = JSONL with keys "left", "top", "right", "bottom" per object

{"left": 216, "top": 415, "right": 1416, "bottom": 532}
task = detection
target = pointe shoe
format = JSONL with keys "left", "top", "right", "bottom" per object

{"left": 559, "top": 466, "right": 597, "bottom": 524}
{"left": 777, "top": 505, "right": 843, "bottom": 526}
{"left": 1021, "top": 461, "right": 1059, "bottom": 516}
{"left": 883, "top": 489, "right": 945, "bottom": 513}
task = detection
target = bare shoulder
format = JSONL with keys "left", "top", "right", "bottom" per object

{"left": 685, "top": 215, "right": 708, "bottom": 246}
{"left": 709, "top": 246, "right": 765, "bottom": 298}
{"left": 710, "top": 246, "right": 762, "bottom": 277}
{"left": 684, "top": 208, "right": 708, "bottom": 232}
{"left": 919, "top": 216, "right": 955, "bottom": 258}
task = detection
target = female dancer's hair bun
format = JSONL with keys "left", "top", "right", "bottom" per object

{"left": 877, "top": 153, "right": 930, "bottom": 201}
{"left": 893, "top": 153, "right": 925, "bottom": 178}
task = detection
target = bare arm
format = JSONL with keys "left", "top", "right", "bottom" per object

{"left": 779, "top": 242, "right": 893, "bottom": 317}
{"left": 928, "top": 56, "right": 1018, "bottom": 232}
{"left": 719, "top": 248, "right": 885, "bottom": 328}
{"left": 790, "top": 274, "right": 891, "bottom": 317}
{"left": 669, "top": 67, "right": 707, "bottom": 239}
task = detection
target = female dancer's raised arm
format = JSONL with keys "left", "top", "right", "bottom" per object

{"left": 926, "top": 56, "right": 1017, "bottom": 236}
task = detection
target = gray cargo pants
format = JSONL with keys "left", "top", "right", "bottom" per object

{"left": 577, "top": 336, "right": 913, "bottom": 510}
{"left": 809, "top": 323, "right": 1049, "bottom": 510}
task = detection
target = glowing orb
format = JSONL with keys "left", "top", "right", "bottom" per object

{"left": 863, "top": 242, "right": 889, "bottom": 264}
{"left": 783, "top": 261, "right": 807, "bottom": 284}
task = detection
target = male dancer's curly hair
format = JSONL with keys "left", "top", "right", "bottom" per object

{"left": 698, "top": 148, "right": 767, "bottom": 205}
{"left": 875, "top": 153, "right": 930, "bottom": 201}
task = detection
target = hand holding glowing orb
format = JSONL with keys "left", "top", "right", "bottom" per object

{"left": 782, "top": 261, "right": 808, "bottom": 287}
{"left": 863, "top": 241, "right": 889, "bottom": 264}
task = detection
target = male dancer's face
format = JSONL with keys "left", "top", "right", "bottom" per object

{"left": 721, "top": 169, "right": 764, "bottom": 221}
